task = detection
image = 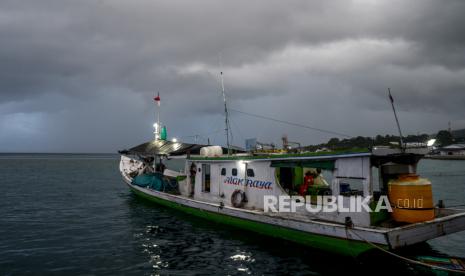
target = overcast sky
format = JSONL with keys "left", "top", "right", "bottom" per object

{"left": 1, "top": 0, "right": 464, "bottom": 153}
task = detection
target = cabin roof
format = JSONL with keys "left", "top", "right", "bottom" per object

{"left": 120, "top": 140, "right": 246, "bottom": 156}
{"left": 188, "top": 148, "right": 372, "bottom": 162}
{"left": 122, "top": 140, "right": 206, "bottom": 156}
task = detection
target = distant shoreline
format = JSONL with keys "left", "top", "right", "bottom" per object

{"left": 0, "top": 153, "right": 119, "bottom": 160}
{"left": 0, "top": 152, "right": 118, "bottom": 155}
{"left": 425, "top": 155, "right": 465, "bottom": 160}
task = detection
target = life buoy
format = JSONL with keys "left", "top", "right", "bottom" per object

{"left": 231, "top": 189, "right": 247, "bottom": 208}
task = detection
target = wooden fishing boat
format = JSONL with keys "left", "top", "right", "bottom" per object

{"left": 119, "top": 141, "right": 465, "bottom": 257}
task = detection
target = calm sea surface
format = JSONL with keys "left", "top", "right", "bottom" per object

{"left": 0, "top": 154, "right": 464, "bottom": 275}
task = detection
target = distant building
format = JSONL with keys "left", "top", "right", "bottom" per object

{"left": 439, "top": 144, "right": 465, "bottom": 156}
{"left": 315, "top": 147, "right": 330, "bottom": 153}
{"left": 245, "top": 138, "right": 257, "bottom": 151}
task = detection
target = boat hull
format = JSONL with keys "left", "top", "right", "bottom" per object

{"left": 127, "top": 184, "right": 378, "bottom": 257}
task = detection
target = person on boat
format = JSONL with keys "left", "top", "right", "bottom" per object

{"left": 155, "top": 161, "right": 166, "bottom": 173}
{"left": 299, "top": 171, "right": 314, "bottom": 196}
{"left": 314, "top": 168, "right": 329, "bottom": 187}
{"left": 189, "top": 163, "right": 196, "bottom": 197}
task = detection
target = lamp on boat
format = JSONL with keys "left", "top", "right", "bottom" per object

{"left": 427, "top": 139, "right": 436, "bottom": 147}
{"left": 172, "top": 138, "right": 178, "bottom": 143}
{"left": 153, "top": 123, "right": 159, "bottom": 139}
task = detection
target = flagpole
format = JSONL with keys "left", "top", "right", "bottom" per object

{"left": 154, "top": 92, "right": 161, "bottom": 140}
{"left": 157, "top": 93, "right": 160, "bottom": 140}
{"left": 388, "top": 88, "right": 404, "bottom": 151}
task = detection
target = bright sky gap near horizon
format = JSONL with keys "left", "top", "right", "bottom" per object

{"left": 1, "top": 0, "right": 465, "bottom": 153}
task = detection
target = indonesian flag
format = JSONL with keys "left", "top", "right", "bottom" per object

{"left": 154, "top": 93, "right": 160, "bottom": 106}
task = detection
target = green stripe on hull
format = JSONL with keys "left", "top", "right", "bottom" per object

{"left": 130, "top": 187, "right": 378, "bottom": 257}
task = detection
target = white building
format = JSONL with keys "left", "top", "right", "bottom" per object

{"left": 439, "top": 144, "right": 465, "bottom": 156}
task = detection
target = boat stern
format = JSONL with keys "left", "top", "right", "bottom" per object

{"left": 386, "top": 208, "right": 465, "bottom": 249}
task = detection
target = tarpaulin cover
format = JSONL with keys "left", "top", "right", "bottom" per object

{"left": 132, "top": 173, "right": 178, "bottom": 192}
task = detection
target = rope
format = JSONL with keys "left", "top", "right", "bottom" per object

{"left": 347, "top": 228, "right": 465, "bottom": 274}
{"left": 180, "top": 128, "right": 224, "bottom": 143}
{"left": 229, "top": 108, "right": 352, "bottom": 138}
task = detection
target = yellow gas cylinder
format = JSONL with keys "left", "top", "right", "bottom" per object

{"left": 388, "top": 174, "right": 434, "bottom": 223}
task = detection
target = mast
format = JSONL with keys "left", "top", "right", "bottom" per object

{"left": 220, "top": 70, "right": 231, "bottom": 155}
{"left": 219, "top": 55, "right": 231, "bottom": 155}
{"left": 388, "top": 88, "right": 404, "bottom": 151}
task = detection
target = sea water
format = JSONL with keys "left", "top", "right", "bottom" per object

{"left": 0, "top": 154, "right": 464, "bottom": 275}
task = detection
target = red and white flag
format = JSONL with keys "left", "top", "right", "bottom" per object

{"left": 154, "top": 93, "right": 160, "bottom": 106}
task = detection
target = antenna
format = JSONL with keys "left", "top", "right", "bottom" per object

{"left": 219, "top": 55, "right": 231, "bottom": 155}
{"left": 388, "top": 88, "right": 404, "bottom": 151}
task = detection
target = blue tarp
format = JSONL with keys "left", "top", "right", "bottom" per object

{"left": 132, "top": 173, "right": 178, "bottom": 192}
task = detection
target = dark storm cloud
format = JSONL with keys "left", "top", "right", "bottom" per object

{"left": 0, "top": 0, "right": 464, "bottom": 152}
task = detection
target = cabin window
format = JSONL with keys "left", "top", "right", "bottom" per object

{"left": 275, "top": 167, "right": 332, "bottom": 197}
{"left": 202, "top": 164, "right": 210, "bottom": 192}
{"left": 221, "top": 168, "right": 226, "bottom": 176}
{"left": 247, "top": 168, "right": 255, "bottom": 177}
{"left": 338, "top": 178, "right": 364, "bottom": 196}
{"left": 278, "top": 167, "right": 294, "bottom": 191}
{"left": 232, "top": 168, "right": 238, "bottom": 176}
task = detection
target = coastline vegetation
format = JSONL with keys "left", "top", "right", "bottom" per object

{"left": 302, "top": 129, "right": 464, "bottom": 152}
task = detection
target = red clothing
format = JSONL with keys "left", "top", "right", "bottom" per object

{"left": 299, "top": 175, "right": 314, "bottom": 196}
{"left": 304, "top": 175, "right": 314, "bottom": 186}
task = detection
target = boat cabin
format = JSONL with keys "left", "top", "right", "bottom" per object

{"left": 120, "top": 139, "right": 434, "bottom": 228}
{"left": 179, "top": 147, "right": 428, "bottom": 227}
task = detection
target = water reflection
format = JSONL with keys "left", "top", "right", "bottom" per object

{"left": 230, "top": 252, "right": 254, "bottom": 274}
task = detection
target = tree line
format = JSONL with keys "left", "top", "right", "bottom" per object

{"left": 302, "top": 129, "right": 463, "bottom": 151}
